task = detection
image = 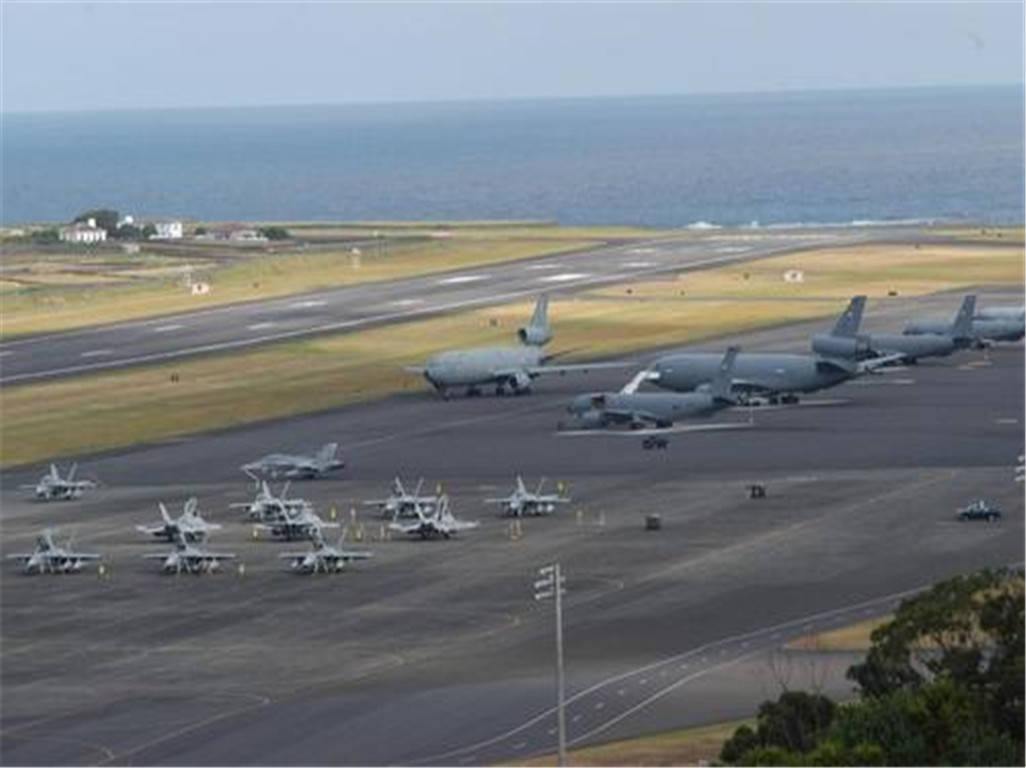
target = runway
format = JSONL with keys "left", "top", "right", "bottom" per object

{"left": 1, "top": 298, "right": 1022, "bottom": 766}
{"left": 0, "top": 226, "right": 951, "bottom": 385}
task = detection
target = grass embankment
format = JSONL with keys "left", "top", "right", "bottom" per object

{"left": 508, "top": 719, "right": 752, "bottom": 767}
{"left": 785, "top": 617, "right": 889, "bottom": 652}
{"left": 0, "top": 236, "right": 597, "bottom": 339}
{"left": 2, "top": 242, "right": 1021, "bottom": 467}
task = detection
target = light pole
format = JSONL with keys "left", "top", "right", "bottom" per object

{"left": 534, "top": 563, "right": 567, "bottom": 766}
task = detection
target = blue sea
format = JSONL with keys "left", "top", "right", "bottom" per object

{"left": 2, "top": 86, "right": 1023, "bottom": 227}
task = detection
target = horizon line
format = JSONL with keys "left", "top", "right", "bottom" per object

{"left": 3, "top": 81, "right": 1022, "bottom": 117}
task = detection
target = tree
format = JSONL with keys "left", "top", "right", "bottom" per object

{"left": 259, "top": 226, "right": 290, "bottom": 240}
{"left": 721, "top": 692, "right": 835, "bottom": 763}
{"left": 72, "top": 208, "right": 118, "bottom": 232}
{"left": 141, "top": 223, "right": 157, "bottom": 239}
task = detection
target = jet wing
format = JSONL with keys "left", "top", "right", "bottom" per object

{"left": 524, "top": 362, "right": 633, "bottom": 377}
{"left": 557, "top": 422, "right": 754, "bottom": 437}
{"left": 6, "top": 554, "right": 34, "bottom": 562}
{"left": 338, "top": 550, "right": 374, "bottom": 560}
{"left": 388, "top": 521, "right": 421, "bottom": 535}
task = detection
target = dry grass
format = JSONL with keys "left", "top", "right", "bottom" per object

{"left": 508, "top": 719, "right": 750, "bottom": 767}
{"left": 0, "top": 238, "right": 595, "bottom": 338}
{"left": 785, "top": 617, "right": 891, "bottom": 652}
{"left": 2, "top": 241, "right": 1021, "bottom": 467}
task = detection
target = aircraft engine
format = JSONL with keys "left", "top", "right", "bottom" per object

{"left": 810, "top": 333, "right": 871, "bottom": 360}
{"left": 507, "top": 370, "right": 533, "bottom": 393}
{"left": 517, "top": 325, "right": 552, "bottom": 345}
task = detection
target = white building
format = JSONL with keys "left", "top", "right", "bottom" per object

{"left": 59, "top": 218, "right": 107, "bottom": 244}
{"left": 150, "top": 220, "right": 184, "bottom": 240}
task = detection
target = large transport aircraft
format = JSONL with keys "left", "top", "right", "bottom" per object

{"left": 903, "top": 295, "right": 1025, "bottom": 345}
{"left": 646, "top": 297, "right": 887, "bottom": 404}
{"left": 409, "top": 295, "right": 629, "bottom": 399}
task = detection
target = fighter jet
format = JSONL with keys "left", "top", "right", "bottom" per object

{"left": 256, "top": 505, "right": 339, "bottom": 541}
{"left": 7, "top": 529, "right": 101, "bottom": 575}
{"left": 410, "top": 295, "right": 628, "bottom": 398}
{"left": 231, "top": 480, "right": 312, "bottom": 522}
{"left": 143, "top": 531, "right": 236, "bottom": 575}
{"left": 279, "top": 528, "right": 373, "bottom": 574}
{"left": 363, "top": 476, "right": 439, "bottom": 518}
{"left": 388, "top": 495, "right": 479, "bottom": 539}
{"left": 21, "top": 462, "right": 97, "bottom": 501}
{"left": 241, "top": 442, "right": 344, "bottom": 481}
{"left": 485, "top": 476, "right": 571, "bottom": 517}
{"left": 647, "top": 298, "right": 889, "bottom": 404}
{"left": 564, "top": 346, "right": 740, "bottom": 430}
{"left": 903, "top": 295, "right": 1023, "bottom": 346}
{"left": 136, "top": 498, "right": 222, "bottom": 543}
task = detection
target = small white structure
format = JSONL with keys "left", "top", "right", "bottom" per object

{"left": 59, "top": 218, "right": 107, "bottom": 244}
{"left": 229, "top": 229, "right": 268, "bottom": 243}
{"left": 782, "top": 269, "right": 805, "bottom": 284}
{"left": 150, "top": 220, "right": 184, "bottom": 240}
{"left": 190, "top": 282, "right": 211, "bottom": 296}
{"left": 117, "top": 214, "right": 135, "bottom": 228}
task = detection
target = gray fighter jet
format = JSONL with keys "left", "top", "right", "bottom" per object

{"left": 143, "top": 531, "right": 236, "bottom": 575}
{"left": 647, "top": 298, "right": 887, "bottom": 403}
{"left": 410, "top": 295, "right": 628, "bottom": 398}
{"left": 7, "top": 529, "right": 101, "bottom": 575}
{"left": 388, "top": 495, "right": 479, "bottom": 539}
{"left": 279, "top": 529, "right": 373, "bottom": 574}
{"left": 136, "top": 498, "right": 222, "bottom": 543}
{"left": 564, "top": 346, "right": 740, "bottom": 430}
{"left": 485, "top": 475, "right": 571, "bottom": 517}
{"left": 363, "top": 476, "right": 439, "bottom": 518}
{"left": 256, "top": 505, "right": 339, "bottom": 541}
{"left": 231, "top": 481, "right": 312, "bottom": 522}
{"left": 904, "top": 295, "right": 1024, "bottom": 345}
{"left": 21, "top": 462, "right": 97, "bottom": 501}
{"left": 858, "top": 294, "right": 978, "bottom": 362}
{"left": 241, "top": 442, "right": 345, "bottom": 481}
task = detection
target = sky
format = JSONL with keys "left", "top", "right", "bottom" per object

{"left": 1, "top": 2, "right": 1023, "bottom": 112}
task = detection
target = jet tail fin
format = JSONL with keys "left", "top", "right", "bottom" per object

{"left": 517, "top": 295, "right": 552, "bottom": 346}
{"left": 951, "top": 294, "right": 977, "bottom": 339}
{"left": 710, "top": 346, "right": 740, "bottom": 401}
{"left": 317, "top": 443, "right": 339, "bottom": 467}
{"left": 831, "top": 296, "right": 865, "bottom": 338}
{"left": 159, "top": 502, "right": 173, "bottom": 525}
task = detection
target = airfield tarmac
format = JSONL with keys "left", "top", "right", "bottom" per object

{"left": 1, "top": 290, "right": 1023, "bottom": 766}
{"left": 0, "top": 225, "right": 974, "bottom": 385}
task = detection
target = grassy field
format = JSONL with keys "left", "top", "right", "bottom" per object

{"left": 507, "top": 719, "right": 751, "bottom": 767}
{"left": 785, "top": 617, "right": 890, "bottom": 652}
{"left": 0, "top": 236, "right": 597, "bottom": 338}
{"left": 2, "top": 241, "right": 1021, "bottom": 467}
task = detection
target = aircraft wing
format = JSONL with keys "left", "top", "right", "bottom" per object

{"left": 65, "top": 552, "right": 100, "bottom": 561}
{"left": 6, "top": 554, "right": 34, "bottom": 562}
{"left": 557, "top": 422, "right": 754, "bottom": 437}
{"left": 193, "top": 552, "right": 236, "bottom": 561}
{"left": 524, "top": 361, "right": 633, "bottom": 377}
{"left": 388, "top": 521, "right": 421, "bottom": 535}
{"left": 339, "top": 550, "right": 374, "bottom": 560}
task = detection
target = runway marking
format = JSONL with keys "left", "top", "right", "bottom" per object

{"left": 390, "top": 298, "right": 424, "bottom": 307}
{"left": 620, "top": 261, "right": 655, "bottom": 268}
{"left": 639, "top": 678, "right": 648, "bottom": 685}
{"left": 548, "top": 727, "right": 557, "bottom": 735}
{"left": 572, "top": 715, "right": 582, "bottom": 723}
{"left": 0, "top": 350, "right": 11, "bottom": 357}
{"left": 629, "top": 248, "right": 656, "bottom": 254}
{"left": 1, "top": 248, "right": 795, "bottom": 384}
{"left": 152, "top": 324, "right": 185, "bottom": 333}
{"left": 715, "top": 246, "right": 752, "bottom": 253}
{"left": 540, "top": 272, "right": 590, "bottom": 283}
{"left": 617, "top": 688, "right": 626, "bottom": 696}
{"left": 437, "top": 275, "right": 488, "bottom": 285}
{"left": 79, "top": 349, "right": 113, "bottom": 358}
{"left": 594, "top": 702, "right": 605, "bottom": 710}
{"left": 246, "top": 322, "right": 276, "bottom": 331}
{"left": 415, "top": 584, "right": 954, "bottom": 765}
{"left": 513, "top": 741, "right": 527, "bottom": 750}
{"left": 679, "top": 663, "right": 688, "bottom": 670}
{"left": 525, "top": 263, "right": 564, "bottom": 271}
{"left": 996, "top": 418, "right": 1019, "bottom": 425}
{"left": 288, "top": 300, "right": 327, "bottom": 309}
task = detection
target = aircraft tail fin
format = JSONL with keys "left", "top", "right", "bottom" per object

{"left": 831, "top": 296, "right": 865, "bottom": 337}
{"left": 517, "top": 295, "right": 552, "bottom": 346}
{"left": 516, "top": 475, "right": 527, "bottom": 495}
{"left": 317, "top": 442, "right": 339, "bottom": 468}
{"left": 710, "top": 346, "right": 740, "bottom": 401}
{"left": 49, "top": 464, "right": 60, "bottom": 481}
{"left": 951, "top": 294, "right": 977, "bottom": 339}
{"left": 159, "top": 502, "right": 173, "bottom": 525}
{"left": 393, "top": 476, "right": 405, "bottom": 496}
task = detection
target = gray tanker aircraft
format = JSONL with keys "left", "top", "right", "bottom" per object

{"left": 563, "top": 346, "right": 740, "bottom": 430}
{"left": 21, "top": 462, "right": 97, "bottom": 501}
{"left": 903, "top": 295, "right": 1024, "bottom": 345}
{"left": 409, "top": 295, "right": 628, "bottom": 398}
{"left": 860, "top": 294, "right": 978, "bottom": 362}
{"left": 7, "top": 529, "right": 101, "bottom": 575}
{"left": 242, "top": 442, "right": 345, "bottom": 481}
{"left": 648, "top": 297, "right": 881, "bottom": 403}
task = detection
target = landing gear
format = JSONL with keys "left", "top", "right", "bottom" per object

{"left": 465, "top": 386, "right": 482, "bottom": 398}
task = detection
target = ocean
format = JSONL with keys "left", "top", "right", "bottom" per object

{"left": 2, "top": 86, "right": 1022, "bottom": 228}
